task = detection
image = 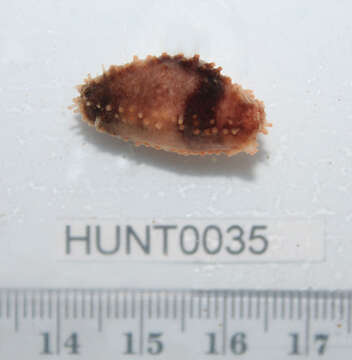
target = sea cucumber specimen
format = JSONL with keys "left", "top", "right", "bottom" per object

{"left": 73, "top": 54, "right": 270, "bottom": 156}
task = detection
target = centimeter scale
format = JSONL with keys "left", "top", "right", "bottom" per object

{"left": 0, "top": 288, "right": 351, "bottom": 359}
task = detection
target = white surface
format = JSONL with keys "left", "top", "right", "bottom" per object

{"left": 0, "top": 0, "right": 352, "bottom": 289}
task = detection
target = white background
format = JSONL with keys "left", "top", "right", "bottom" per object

{"left": 1, "top": 0, "right": 352, "bottom": 289}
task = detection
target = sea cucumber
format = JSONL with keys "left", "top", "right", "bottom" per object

{"left": 72, "top": 53, "right": 270, "bottom": 156}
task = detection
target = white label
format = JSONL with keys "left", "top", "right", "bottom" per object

{"left": 56, "top": 219, "right": 325, "bottom": 263}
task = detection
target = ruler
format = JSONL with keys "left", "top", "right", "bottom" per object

{"left": 0, "top": 288, "right": 351, "bottom": 359}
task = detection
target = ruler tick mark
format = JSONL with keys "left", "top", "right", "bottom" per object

{"left": 215, "top": 292, "right": 220, "bottom": 319}
{"left": 73, "top": 289, "right": 78, "bottom": 319}
{"left": 31, "top": 290, "right": 36, "bottom": 318}
{"left": 323, "top": 291, "right": 327, "bottom": 320}
{"left": 139, "top": 292, "right": 144, "bottom": 355}
{"left": 82, "top": 290, "right": 86, "bottom": 319}
{"left": 339, "top": 292, "right": 344, "bottom": 320}
{"left": 98, "top": 291, "right": 103, "bottom": 332}
{"left": 147, "top": 291, "right": 153, "bottom": 319}
{"left": 56, "top": 292, "right": 61, "bottom": 355}
{"left": 107, "top": 290, "right": 111, "bottom": 319}
{"left": 198, "top": 292, "right": 202, "bottom": 319}
{"left": 123, "top": 291, "right": 128, "bottom": 319}
{"left": 132, "top": 291, "right": 136, "bottom": 319}
{"left": 289, "top": 291, "right": 294, "bottom": 319}
{"left": 272, "top": 291, "right": 277, "bottom": 320}
{"left": 207, "top": 292, "right": 211, "bottom": 319}
{"left": 347, "top": 292, "right": 351, "bottom": 333}
{"left": 6, "top": 291, "right": 10, "bottom": 319}
{"left": 148, "top": 292, "right": 152, "bottom": 319}
{"left": 157, "top": 291, "right": 161, "bottom": 319}
{"left": 222, "top": 294, "right": 227, "bottom": 355}
{"left": 190, "top": 292, "right": 194, "bottom": 319}
{"left": 239, "top": 291, "right": 244, "bottom": 319}
{"left": 172, "top": 292, "right": 177, "bottom": 319}
{"left": 64, "top": 290, "right": 69, "bottom": 319}
{"left": 232, "top": 292, "right": 236, "bottom": 319}
{"left": 23, "top": 291, "right": 28, "bottom": 319}
{"left": 39, "top": 290, "right": 44, "bottom": 319}
{"left": 165, "top": 291, "right": 169, "bottom": 319}
{"left": 48, "top": 290, "right": 53, "bottom": 319}
{"left": 280, "top": 291, "right": 286, "bottom": 319}
{"left": 248, "top": 292, "right": 252, "bottom": 319}
{"left": 305, "top": 291, "right": 311, "bottom": 356}
{"left": 256, "top": 291, "right": 260, "bottom": 319}
{"left": 114, "top": 291, "right": 119, "bottom": 318}
{"left": 331, "top": 292, "right": 336, "bottom": 320}
{"left": 14, "top": 291, "right": 19, "bottom": 332}
{"left": 181, "top": 292, "right": 186, "bottom": 332}
{"left": 264, "top": 292, "right": 269, "bottom": 332}
{"left": 90, "top": 290, "right": 94, "bottom": 319}
{"left": 297, "top": 291, "right": 302, "bottom": 320}
{"left": 314, "top": 291, "right": 319, "bottom": 320}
